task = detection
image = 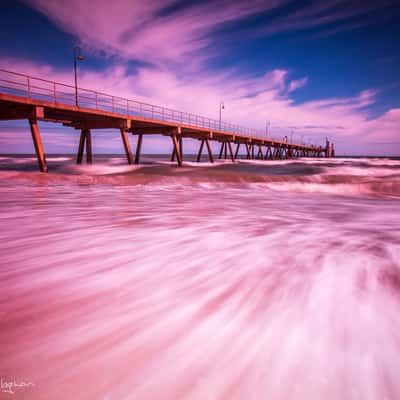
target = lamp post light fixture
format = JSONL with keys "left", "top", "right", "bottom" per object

{"left": 73, "top": 46, "right": 84, "bottom": 106}
{"left": 219, "top": 102, "right": 225, "bottom": 130}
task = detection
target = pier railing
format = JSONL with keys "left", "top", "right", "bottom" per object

{"left": 0, "top": 68, "right": 314, "bottom": 147}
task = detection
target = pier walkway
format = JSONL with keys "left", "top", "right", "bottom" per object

{"left": 0, "top": 69, "right": 331, "bottom": 172}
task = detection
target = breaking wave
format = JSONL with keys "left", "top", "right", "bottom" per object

{"left": 1, "top": 155, "right": 400, "bottom": 399}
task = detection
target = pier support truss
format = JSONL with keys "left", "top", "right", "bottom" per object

{"left": 29, "top": 118, "right": 48, "bottom": 173}
{"left": 120, "top": 129, "right": 133, "bottom": 164}
{"left": 196, "top": 138, "right": 214, "bottom": 163}
{"left": 171, "top": 134, "right": 182, "bottom": 167}
{"left": 134, "top": 134, "right": 143, "bottom": 164}
{"left": 76, "top": 129, "right": 93, "bottom": 164}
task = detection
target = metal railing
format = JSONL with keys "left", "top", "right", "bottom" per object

{"left": 0, "top": 68, "right": 317, "bottom": 148}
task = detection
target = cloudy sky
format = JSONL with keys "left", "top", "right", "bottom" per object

{"left": 0, "top": 0, "right": 399, "bottom": 155}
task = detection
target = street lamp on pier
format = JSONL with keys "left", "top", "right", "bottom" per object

{"left": 219, "top": 102, "right": 225, "bottom": 130}
{"left": 266, "top": 120, "right": 270, "bottom": 137}
{"left": 73, "top": 46, "right": 84, "bottom": 106}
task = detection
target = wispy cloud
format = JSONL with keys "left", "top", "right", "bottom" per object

{"left": 24, "top": 0, "right": 286, "bottom": 68}
{"left": 3, "top": 0, "right": 398, "bottom": 155}
{"left": 255, "top": 0, "right": 398, "bottom": 38}
{"left": 1, "top": 56, "right": 398, "bottom": 147}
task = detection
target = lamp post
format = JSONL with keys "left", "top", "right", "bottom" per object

{"left": 290, "top": 130, "right": 293, "bottom": 144}
{"left": 73, "top": 46, "right": 84, "bottom": 106}
{"left": 219, "top": 102, "right": 224, "bottom": 130}
{"left": 266, "top": 120, "right": 270, "bottom": 137}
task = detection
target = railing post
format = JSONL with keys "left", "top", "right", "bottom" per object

{"left": 53, "top": 83, "right": 57, "bottom": 103}
{"left": 112, "top": 96, "right": 115, "bottom": 112}
{"left": 126, "top": 99, "right": 129, "bottom": 115}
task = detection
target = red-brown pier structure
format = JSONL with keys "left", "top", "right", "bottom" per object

{"left": 0, "top": 69, "right": 332, "bottom": 172}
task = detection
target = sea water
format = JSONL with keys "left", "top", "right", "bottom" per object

{"left": 0, "top": 156, "right": 399, "bottom": 399}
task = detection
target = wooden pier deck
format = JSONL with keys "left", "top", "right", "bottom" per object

{"left": 0, "top": 69, "right": 331, "bottom": 172}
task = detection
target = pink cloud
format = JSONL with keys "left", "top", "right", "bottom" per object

{"left": 363, "top": 109, "right": 400, "bottom": 142}
{"left": 24, "top": 0, "right": 286, "bottom": 68}
{"left": 288, "top": 77, "right": 308, "bottom": 93}
{"left": 1, "top": 56, "right": 399, "bottom": 156}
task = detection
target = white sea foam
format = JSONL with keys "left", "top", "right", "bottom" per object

{"left": 0, "top": 156, "right": 400, "bottom": 399}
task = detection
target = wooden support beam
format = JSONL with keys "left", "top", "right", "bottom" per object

{"left": 251, "top": 144, "right": 255, "bottom": 159}
{"left": 29, "top": 119, "right": 48, "bottom": 173}
{"left": 205, "top": 139, "right": 214, "bottom": 163}
{"left": 130, "top": 127, "right": 172, "bottom": 135}
{"left": 197, "top": 139, "right": 205, "bottom": 162}
{"left": 218, "top": 142, "right": 224, "bottom": 159}
{"left": 77, "top": 129, "right": 86, "bottom": 164}
{"left": 179, "top": 137, "right": 183, "bottom": 162}
{"left": 170, "top": 129, "right": 182, "bottom": 162}
{"left": 224, "top": 141, "right": 227, "bottom": 159}
{"left": 171, "top": 135, "right": 182, "bottom": 167}
{"left": 135, "top": 134, "right": 143, "bottom": 164}
{"left": 265, "top": 145, "right": 272, "bottom": 159}
{"left": 86, "top": 129, "right": 93, "bottom": 164}
{"left": 227, "top": 141, "right": 235, "bottom": 162}
{"left": 234, "top": 143, "right": 240, "bottom": 159}
{"left": 2, "top": 106, "right": 44, "bottom": 121}
{"left": 68, "top": 118, "right": 131, "bottom": 130}
{"left": 171, "top": 146, "right": 176, "bottom": 161}
{"left": 246, "top": 143, "right": 251, "bottom": 159}
{"left": 257, "top": 145, "right": 264, "bottom": 160}
{"left": 120, "top": 128, "right": 133, "bottom": 164}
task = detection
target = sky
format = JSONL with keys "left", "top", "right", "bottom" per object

{"left": 0, "top": 0, "right": 399, "bottom": 156}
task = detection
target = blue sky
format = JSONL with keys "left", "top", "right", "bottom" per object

{"left": 0, "top": 0, "right": 399, "bottom": 155}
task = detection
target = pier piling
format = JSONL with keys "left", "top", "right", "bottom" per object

{"left": 120, "top": 129, "right": 133, "bottom": 164}
{"left": 29, "top": 119, "right": 48, "bottom": 173}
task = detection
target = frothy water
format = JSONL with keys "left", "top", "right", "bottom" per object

{"left": 1, "top": 156, "right": 400, "bottom": 399}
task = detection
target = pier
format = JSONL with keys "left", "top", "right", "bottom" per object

{"left": 0, "top": 69, "right": 331, "bottom": 172}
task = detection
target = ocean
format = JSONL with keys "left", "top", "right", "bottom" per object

{"left": 1, "top": 155, "right": 400, "bottom": 399}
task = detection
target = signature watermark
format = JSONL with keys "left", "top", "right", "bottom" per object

{"left": 1, "top": 378, "right": 34, "bottom": 395}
